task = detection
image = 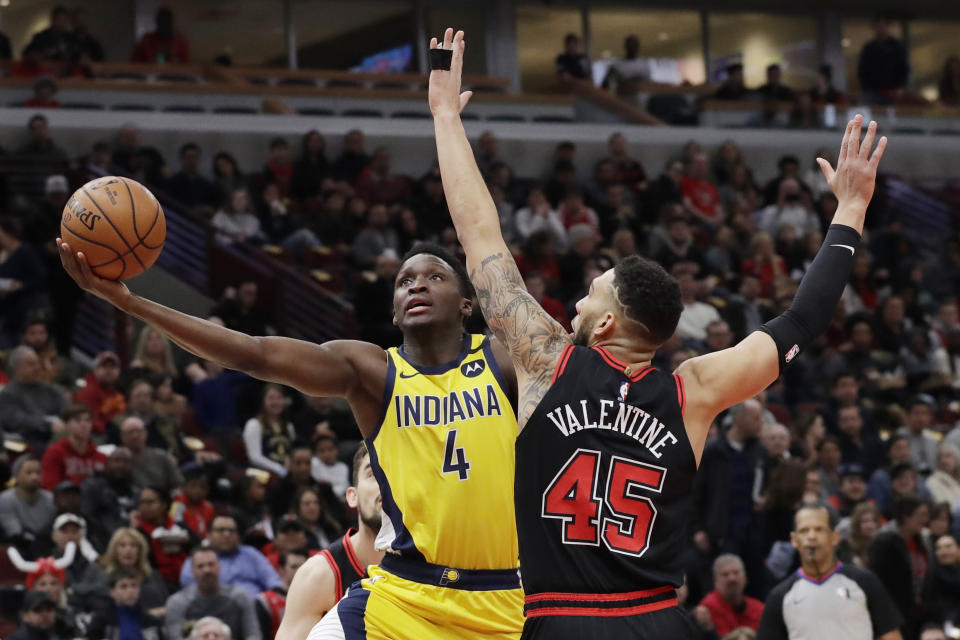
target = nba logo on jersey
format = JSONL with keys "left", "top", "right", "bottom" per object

{"left": 785, "top": 344, "right": 800, "bottom": 363}
{"left": 618, "top": 381, "right": 630, "bottom": 403}
{"left": 460, "top": 360, "right": 486, "bottom": 377}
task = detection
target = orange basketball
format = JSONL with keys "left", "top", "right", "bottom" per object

{"left": 60, "top": 176, "right": 166, "bottom": 281}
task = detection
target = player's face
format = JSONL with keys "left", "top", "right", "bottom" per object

{"left": 350, "top": 455, "right": 383, "bottom": 533}
{"left": 393, "top": 255, "right": 468, "bottom": 332}
{"left": 572, "top": 269, "right": 616, "bottom": 347}
{"left": 790, "top": 508, "right": 838, "bottom": 568}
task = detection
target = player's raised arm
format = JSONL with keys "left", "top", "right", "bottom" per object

{"left": 429, "top": 28, "right": 570, "bottom": 425}
{"left": 57, "top": 240, "right": 386, "bottom": 423}
{"left": 677, "top": 115, "right": 887, "bottom": 444}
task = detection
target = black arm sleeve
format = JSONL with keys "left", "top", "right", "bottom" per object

{"left": 760, "top": 224, "right": 860, "bottom": 372}
{"left": 852, "top": 566, "right": 904, "bottom": 637}
{"left": 756, "top": 581, "right": 790, "bottom": 640}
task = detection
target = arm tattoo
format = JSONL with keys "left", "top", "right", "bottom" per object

{"left": 470, "top": 252, "right": 571, "bottom": 427}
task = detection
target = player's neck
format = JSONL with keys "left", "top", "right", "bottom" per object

{"left": 591, "top": 337, "right": 654, "bottom": 373}
{"left": 801, "top": 555, "right": 838, "bottom": 580}
{"left": 401, "top": 326, "right": 466, "bottom": 367}
{"left": 351, "top": 524, "right": 381, "bottom": 567}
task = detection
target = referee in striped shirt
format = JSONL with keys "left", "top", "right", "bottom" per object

{"left": 757, "top": 504, "right": 903, "bottom": 640}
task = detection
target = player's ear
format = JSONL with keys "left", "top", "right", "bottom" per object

{"left": 830, "top": 529, "right": 840, "bottom": 548}
{"left": 789, "top": 530, "right": 800, "bottom": 551}
{"left": 460, "top": 296, "right": 472, "bottom": 319}
{"left": 345, "top": 486, "right": 358, "bottom": 509}
{"left": 594, "top": 312, "right": 615, "bottom": 337}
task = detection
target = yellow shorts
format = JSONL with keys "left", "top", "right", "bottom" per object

{"left": 335, "top": 558, "right": 525, "bottom": 640}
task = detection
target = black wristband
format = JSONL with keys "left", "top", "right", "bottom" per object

{"left": 429, "top": 48, "right": 452, "bottom": 71}
{"left": 760, "top": 224, "right": 861, "bottom": 371}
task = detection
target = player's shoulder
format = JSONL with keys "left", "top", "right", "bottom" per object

{"left": 297, "top": 551, "right": 337, "bottom": 580}
{"left": 766, "top": 572, "right": 801, "bottom": 603}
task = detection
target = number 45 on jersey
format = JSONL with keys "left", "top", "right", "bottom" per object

{"left": 543, "top": 448, "right": 666, "bottom": 557}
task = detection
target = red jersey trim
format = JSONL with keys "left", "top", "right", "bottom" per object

{"left": 524, "top": 597, "right": 678, "bottom": 618}
{"left": 341, "top": 528, "right": 365, "bottom": 577}
{"left": 592, "top": 347, "right": 653, "bottom": 381}
{"left": 319, "top": 549, "right": 342, "bottom": 600}
{"left": 525, "top": 585, "right": 675, "bottom": 604}
{"left": 673, "top": 374, "right": 686, "bottom": 414}
{"left": 551, "top": 344, "right": 575, "bottom": 385}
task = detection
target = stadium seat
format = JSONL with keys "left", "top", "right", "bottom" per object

{"left": 341, "top": 108, "right": 384, "bottom": 118}
{"left": 163, "top": 105, "right": 206, "bottom": 113}
{"left": 110, "top": 104, "right": 155, "bottom": 111}
{"left": 532, "top": 115, "right": 574, "bottom": 123}
{"left": 487, "top": 114, "right": 525, "bottom": 122}
{"left": 213, "top": 106, "right": 259, "bottom": 114}
{"left": 61, "top": 102, "right": 105, "bottom": 110}
{"left": 108, "top": 72, "right": 148, "bottom": 81}
{"left": 278, "top": 77, "right": 317, "bottom": 87}
{"left": 390, "top": 111, "right": 432, "bottom": 119}
{"left": 297, "top": 107, "right": 335, "bottom": 116}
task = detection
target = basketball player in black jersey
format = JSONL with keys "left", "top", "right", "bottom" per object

{"left": 275, "top": 443, "right": 383, "bottom": 640}
{"left": 429, "top": 27, "right": 887, "bottom": 639}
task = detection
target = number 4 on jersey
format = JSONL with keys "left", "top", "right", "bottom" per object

{"left": 442, "top": 428, "right": 471, "bottom": 480}
{"left": 542, "top": 448, "right": 665, "bottom": 557}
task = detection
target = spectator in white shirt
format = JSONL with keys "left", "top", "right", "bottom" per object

{"left": 675, "top": 272, "right": 721, "bottom": 341}
{"left": 211, "top": 189, "right": 265, "bottom": 246}
{"left": 756, "top": 178, "right": 820, "bottom": 237}
{"left": 311, "top": 432, "right": 349, "bottom": 500}
{"left": 243, "top": 384, "right": 297, "bottom": 478}
{"left": 514, "top": 185, "right": 568, "bottom": 250}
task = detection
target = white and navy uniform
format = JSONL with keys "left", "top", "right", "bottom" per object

{"left": 757, "top": 562, "right": 903, "bottom": 640}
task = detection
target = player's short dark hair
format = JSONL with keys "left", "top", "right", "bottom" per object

{"left": 612, "top": 255, "right": 682, "bottom": 345}
{"left": 352, "top": 441, "right": 370, "bottom": 486}
{"left": 892, "top": 493, "right": 927, "bottom": 521}
{"left": 401, "top": 242, "right": 474, "bottom": 299}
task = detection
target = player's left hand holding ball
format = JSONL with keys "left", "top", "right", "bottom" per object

{"left": 428, "top": 28, "right": 472, "bottom": 118}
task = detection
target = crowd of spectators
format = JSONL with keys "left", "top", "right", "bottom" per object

{"left": 1, "top": 90, "right": 960, "bottom": 640}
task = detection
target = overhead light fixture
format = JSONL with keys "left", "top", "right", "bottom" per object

{"left": 658, "top": 32, "right": 669, "bottom": 41}
{"left": 841, "top": 37, "right": 851, "bottom": 48}
{"left": 0, "top": 0, "right": 10, "bottom": 7}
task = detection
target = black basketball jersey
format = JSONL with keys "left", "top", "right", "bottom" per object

{"left": 318, "top": 528, "right": 366, "bottom": 600}
{"left": 515, "top": 345, "right": 697, "bottom": 598}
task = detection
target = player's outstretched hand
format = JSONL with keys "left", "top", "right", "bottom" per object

{"left": 428, "top": 28, "right": 473, "bottom": 118}
{"left": 57, "top": 238, "right": 131, "bottom": 308}
{"left": 816, "top": 114, "right": 887, "bottom": 211}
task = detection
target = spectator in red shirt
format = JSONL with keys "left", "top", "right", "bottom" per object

{"left": 172, "top": 465, "right": 215, "bottom": 539}
{"left": 131, "top": 8, "right": 190, "bottom": 64}
{"left": 24, "top": 77, "right": 60, "bottom": 108}
{"left": 41, "top": 404, "right": 106, "bottom": 491}
{"left": 524, "top": 273, "right": 570, "bottom": 331}
{"left": 133, "top": 486, "right": 193, "bottom": 587}
{"left": 602, "top": 132, "right": 647, "bottom": 195}
{"left": 10, "top": 45, "right": 53, "bottom": 78}
{"left": 742, "top": 231, "right": 788, "bottom": 298}
{"left": 355, "top": 147, "right": 412, "bottom": 206}
{"left": 74, "top": 351, "right": 126, "bottom": 434}
{"left": 694, "top": 553, "right": 765, "bottom": 637}
{"left": 557, "top": 186, "right": 599, "bottom": 232}
{"left": 263, "top": 138, "right": 294, "bottom": 199}
{"left": 682, "top": 152, "right": 725, "bottom": 226}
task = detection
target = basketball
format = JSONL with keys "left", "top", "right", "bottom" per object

{"left": 60, "top": 176, "right": 166, "bottom": 281}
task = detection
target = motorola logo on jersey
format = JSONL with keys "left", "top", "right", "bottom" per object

{"left": 460, "top": 360, "right": 485, "bottom": 377}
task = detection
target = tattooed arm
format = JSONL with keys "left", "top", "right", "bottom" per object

{"left": 429, "top": 28, "right": 571, "bottom": 427}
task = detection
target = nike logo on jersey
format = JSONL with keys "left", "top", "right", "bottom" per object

{"left": 830, "top": 243, "right": 856, "bottom": 255}
{"left": 399, "top": 371, "right": 420, "bottom": 379}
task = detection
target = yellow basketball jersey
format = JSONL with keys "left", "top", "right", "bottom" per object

{"left": 368, "top": 333, "right": 519, "bottom": 571}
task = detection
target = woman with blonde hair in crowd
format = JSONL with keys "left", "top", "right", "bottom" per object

{"left": 926, "top": 442, "right": 960, "bottom": 507}
{"left": 841, "top": 502, "right": 882, "bottom": 568}
{"left": 130, "top": 325, "right": 178, "bottom": 377}
{"left": 96, "top": 527, "right": 169, "bottom": 616}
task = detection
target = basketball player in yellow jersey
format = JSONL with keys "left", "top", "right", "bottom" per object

{"left": 57, "top": 239, "right": 526, "bottom": 639}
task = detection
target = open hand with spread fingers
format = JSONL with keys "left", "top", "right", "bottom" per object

{"left": 428, "top": 28, "right": 473, "bottom": 118}
{"left": 816, "top": 114, "right": 888, "bottom": 212}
